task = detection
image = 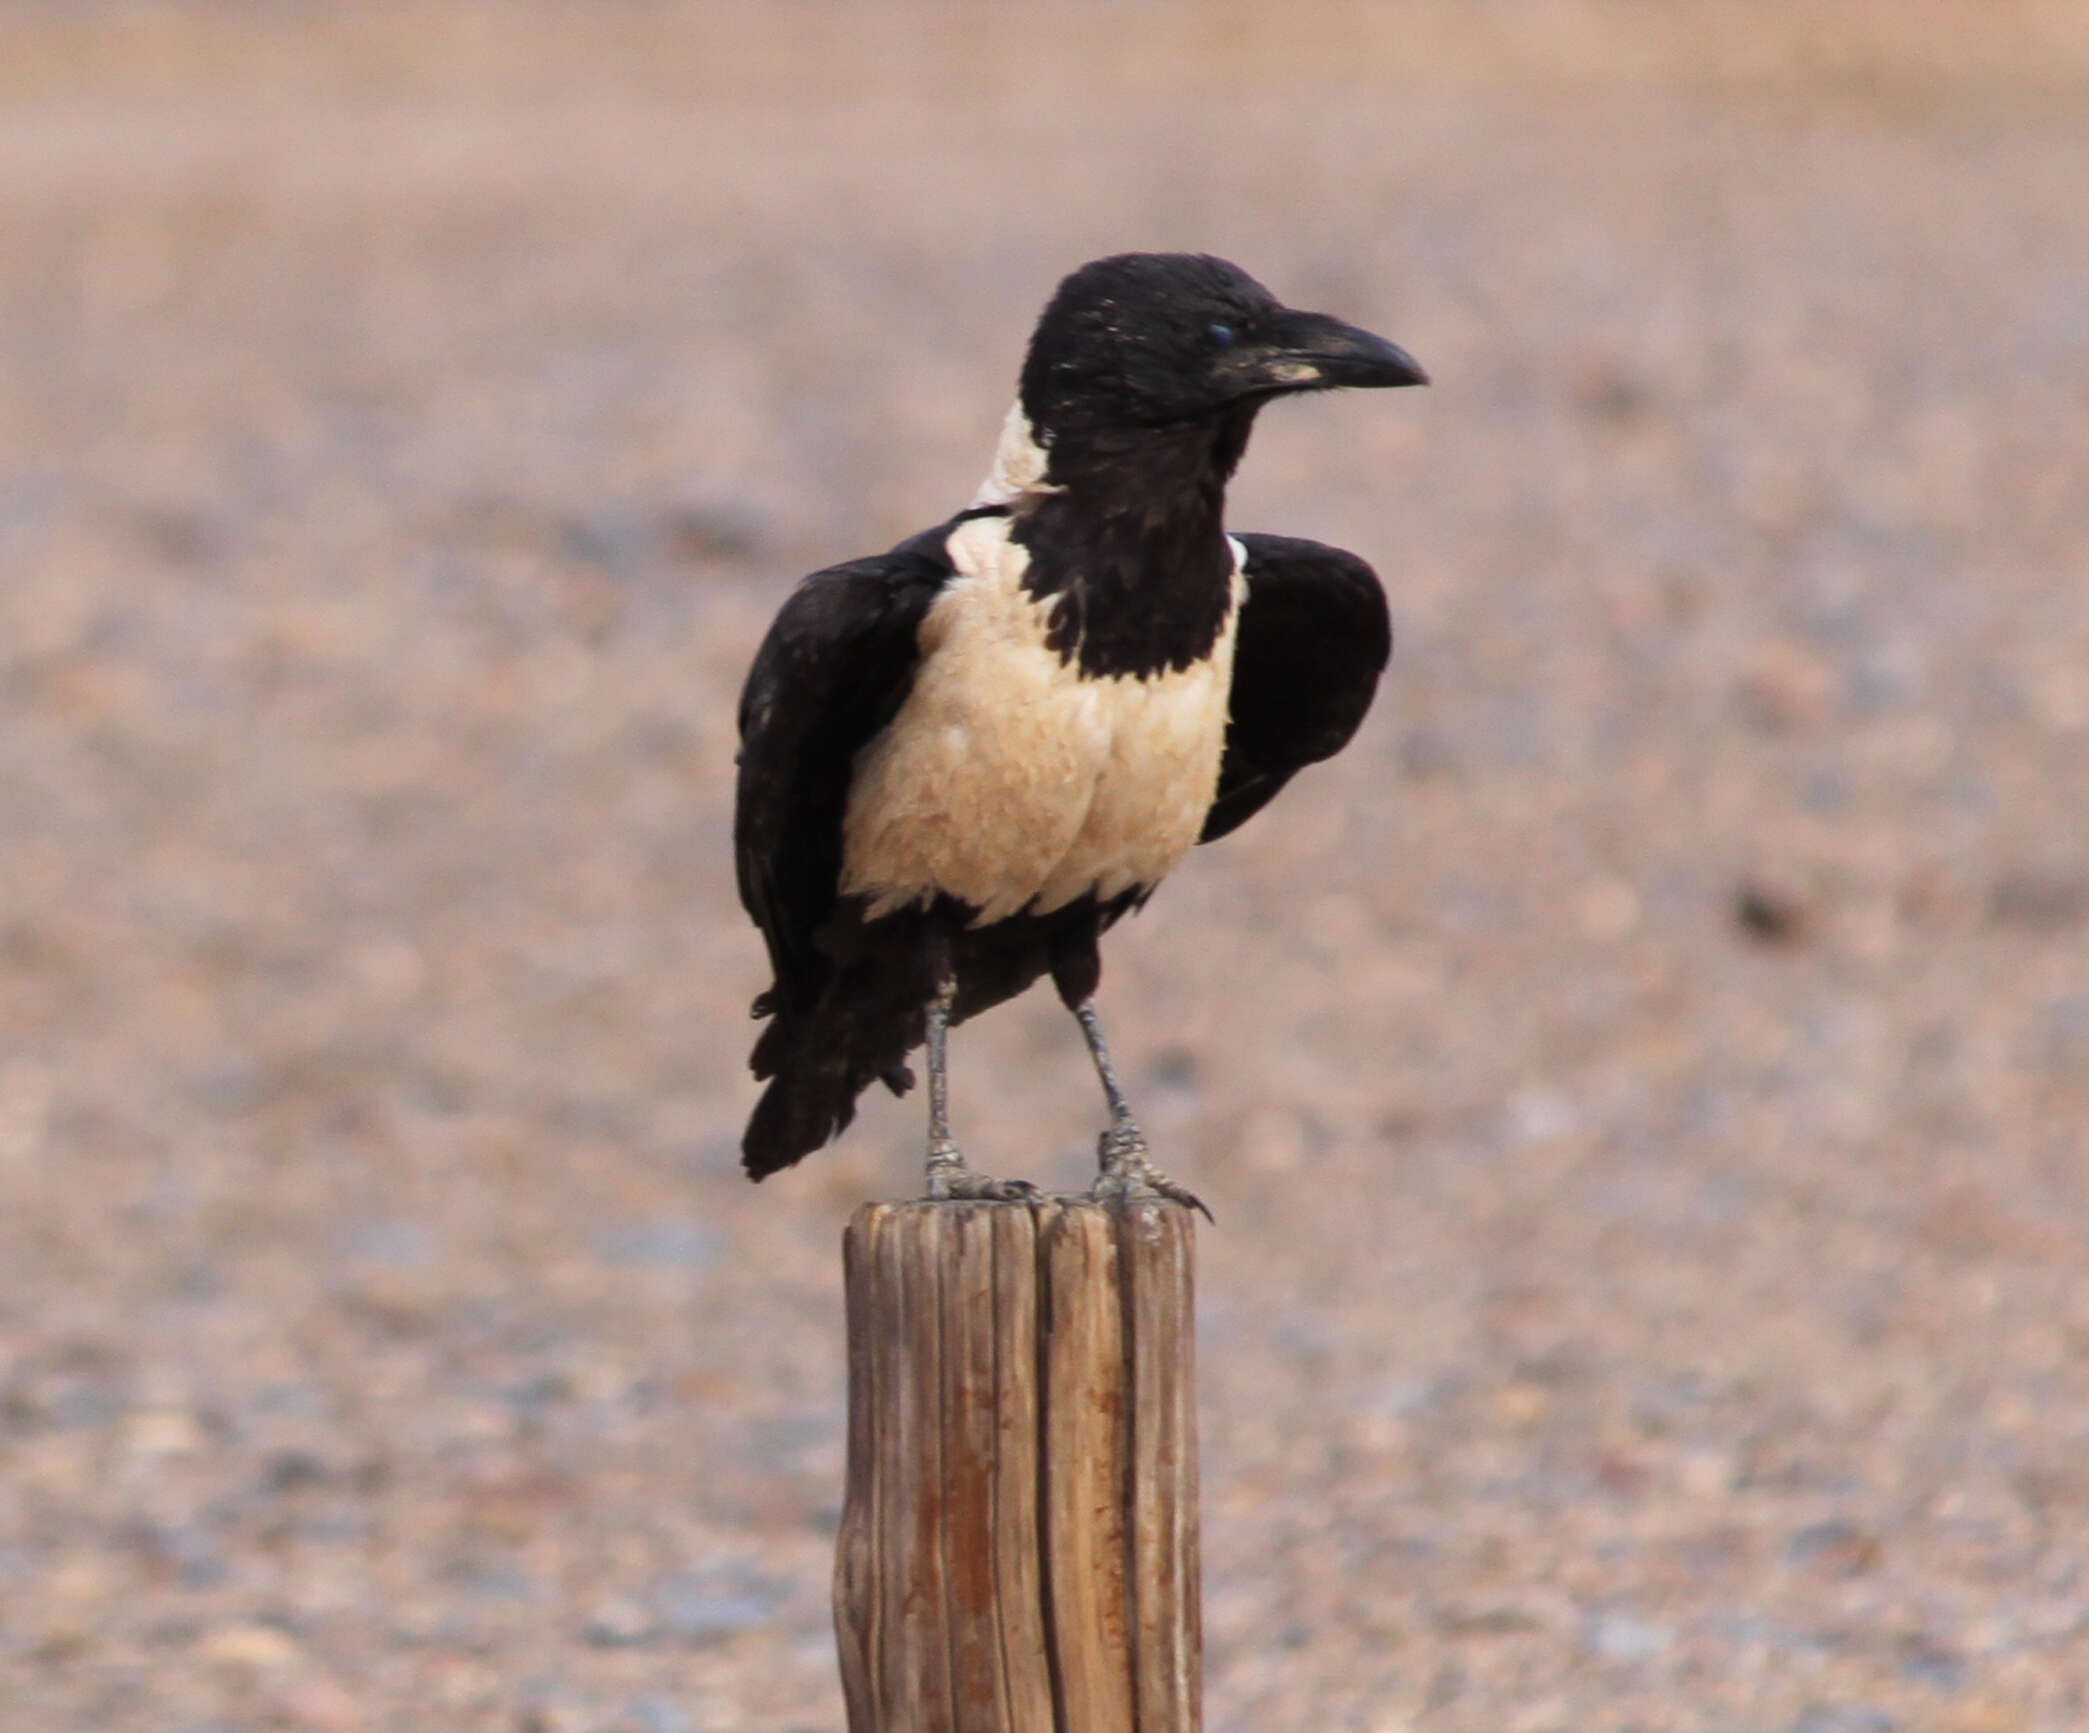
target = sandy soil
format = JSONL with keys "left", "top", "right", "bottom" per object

{"left": 3, "top": 4, "right": 2088, "bottom": 1729}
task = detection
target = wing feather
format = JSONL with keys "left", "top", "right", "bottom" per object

{"left": 734, "top": 530, "right": 954, "bottom": 1016}
{"left": 1199, "top": 532, "right": 1392, "bottom": 844}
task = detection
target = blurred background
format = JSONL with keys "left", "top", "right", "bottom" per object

{"left": 3, "top": 3, "right": 2088, "bottom": 1729}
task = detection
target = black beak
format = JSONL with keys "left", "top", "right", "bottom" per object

{"left": 1233, "top": 307, "right": 1429, "bottom": 395}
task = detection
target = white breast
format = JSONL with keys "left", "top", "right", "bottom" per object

{"left": 840, "top": 518, "right": 1244, "bottom": 925}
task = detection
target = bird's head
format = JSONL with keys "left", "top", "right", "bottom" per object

{"left": 1016, "top": 253, "right": 1426, "bottom": 461}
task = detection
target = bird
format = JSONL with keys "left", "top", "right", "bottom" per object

{"left": 734, "top": 252, "right": 1425, "bottom": 1209}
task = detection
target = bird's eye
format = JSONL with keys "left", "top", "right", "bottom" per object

{"left": 1206, "top": 322, "right": 1236, "bottom": 349}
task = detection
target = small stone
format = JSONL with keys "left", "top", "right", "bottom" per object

{"left": 661, "top": 499, "right": 763, "bottom": 564}
{"left": 592, "top": 1219, "right": 724, "bottom": 1270}
{"left": 621, "top": 1698, "right": 696, "bottom": 1733}
{"left": 1506, "top": 1087, "right": 1577, "bottom": 1145}
{"left": 1575, "top": 877, "right": 1642, "bottom": 941}
{"left": 1739, "top": 638, "right": 1839, "bottom": 730}
{"left": 1735, "top": 876, "right": 1810, "bottom": 945}
{"left": 1786, "top": 1519, "right": 1881, "bottom": 1576}
{"left": 1494, "top": 1383, "right": 1550, "bottom": 1428}
{"left": 200, "top": 1623, "right": 301, "bottom": 1673}
{"left": 1788, "top": 1709, "right": 1894, "bottom": 1733}
{"left": 581, "top": 1597, "right": 658, "bottom": 1648}
{"left": 1437, "top": 1603, "right": 1545, "bottom": 1637}
{"left": 263, "top": 1449, "right": 333, "bottom": 1492}
{"left": 32, "top": 1624, "right": 91, "bottom": 1663}
{"left": 333, "top": 1218, "right": 436, "bottom": 1268}
{"left": 1678, "top": 1448, "right": 1737, "bottom": 1499}
{"left": 1899, "top": 1634, "right": 1967, "bottom": 1690}
{"left": 653, "top": 1562, "right": 790, "bottom": 1643}
{"left": 126, "top": 1408, "right": 205, "bottom": 1458}
{"left": 1988, "top": 869, "right": 2089, "bottom": 931}
{"left": 1582, "top": 1608, "right": 1674, "bottom": 1662}
{"left": 1944, "top": 1701, "right": 2030, "bottom": 1733}
{"left": 279, "top": 1679, "right": 364, "bottom": 1732}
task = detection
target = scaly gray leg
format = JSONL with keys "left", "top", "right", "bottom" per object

{"left": 1073, "top": 998, "right": 1210, "bottom": 1220}
{"left": 921, "top": 975, "right": 1036, "bottom": 1202}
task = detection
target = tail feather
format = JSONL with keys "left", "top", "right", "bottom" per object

{"left": 743, "top": 1063, "right": 861, "bottom": 1180}
{"left": 741, "top": 1000, "right": 920, "bottom": 1181}
{"left": 738, "top": 898, "right": 1071, "bottom": 1181}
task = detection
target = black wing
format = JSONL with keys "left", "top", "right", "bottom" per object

{"left": 734, "top": 526, "right": 956, "bottom": 1018}
{"left": 1199, "top": 532, "right": 1392, "bottom": 844}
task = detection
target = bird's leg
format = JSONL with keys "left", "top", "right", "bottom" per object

{"left": 921, "top": 973, "right": 1036, "bottom": 1203}
{"left": 1074, "top": 998, "right": 1210, "bottom": 1220}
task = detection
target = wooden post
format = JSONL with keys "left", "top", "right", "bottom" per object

{"left": 834, "top": 1197, "right": 1201, "bottom": 1733}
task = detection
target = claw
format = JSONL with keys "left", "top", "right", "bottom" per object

{"left": 928, "top": 1171, "right": 1041, "bottom": 1203}
{"left": 1090, "top": 1126, "right": 1213, "bottom": 1222}
{"left": 925, "top": 1141, "right": 1039, "bottom": 1203}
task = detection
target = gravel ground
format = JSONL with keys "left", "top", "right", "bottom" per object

{"left": 4, "top": 5, "right": 2088, "bottom": 1730}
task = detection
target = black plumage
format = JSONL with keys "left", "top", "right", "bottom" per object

{"left": 734, "top": 253, "right": 1424, "bottom": 1204}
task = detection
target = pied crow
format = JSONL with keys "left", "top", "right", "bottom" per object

{"left": 735, "top": 253, "right": 1425, "bottom": 1208}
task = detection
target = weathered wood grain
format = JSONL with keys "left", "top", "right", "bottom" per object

{"left": 1039, "top": 1200, "right": 1136, "bottom": 1733}
{"left": 834, "top": 1197, "right": 1199, "bottom": 1733}
{"left": 832, "top": 1212, "right": 879, "bottom": 1720}
{"left": 1124, "top": 1198, "right": 1200, "bottom": 1733}
{"left": 986, "top": 1204, "right": 1056, "bottom": 1728}
{"left": 942, "top": 1204, "right": 1011, "bottom": 1727}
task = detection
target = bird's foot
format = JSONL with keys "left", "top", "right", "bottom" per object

{"left": 924, "top": 1141, "right": 1039, "bottom": 1203}
{"left": 1091, "top": 1123, "right": 1212, "bottom": 1221}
